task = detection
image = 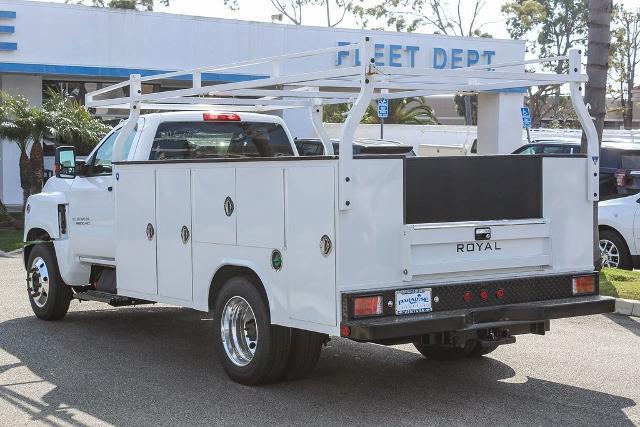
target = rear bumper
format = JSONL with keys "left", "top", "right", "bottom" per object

{"left": 342, "top": 295, "right": 615, "bottom": 342}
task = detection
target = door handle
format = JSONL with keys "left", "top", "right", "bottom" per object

{"left": 180, "top": 225, "right": 190, "bottom": 244}
{"left": 146, "top": 223, "right": 155, "bottom": 240}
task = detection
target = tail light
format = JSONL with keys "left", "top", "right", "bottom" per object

{"left": 615, "top": 169, "right": 628, "bottom": 187}
{"left": 572, "top": 275, "right": 596, "bottom": 295}
{"left": 463, "top": 291, "right": 473, "bottom": 303}
{"left": 203, "top": 112, "right": 241, "bottom": 121}
{"left": 353, "top": 295, "right": 383, "bottom": 318}
{"left": 479, "top": 289, "right": 488, "bottom": 301}
{"left": 496, "top": 288, "right": 505, "bottom": 299}
{"left": 340, "top": 325, "right": 351, "bottom": 337}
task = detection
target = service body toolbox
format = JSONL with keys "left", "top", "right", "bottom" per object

{"left": 24, "top": 39, "right": 613, "bottom": 385}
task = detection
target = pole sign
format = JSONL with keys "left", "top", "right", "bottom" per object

{"left": 521, "top": 107, "right": 532, "bottom": 129}
{"left": 378, "top": 98, "right": 389, "bottom": 119}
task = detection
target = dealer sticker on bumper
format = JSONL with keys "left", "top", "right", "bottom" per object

{"left": 395, "top": 288, "right": 432, "bottom": 315}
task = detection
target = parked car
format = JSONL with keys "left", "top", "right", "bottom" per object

{"left": 513, "top": 139, "right": 640, "bottom": 200}
{"left": 294, "top": 138, "right": 415, "bottom": 156}
{"left": 598, "top": 193, "right": 640, "bottom": 269}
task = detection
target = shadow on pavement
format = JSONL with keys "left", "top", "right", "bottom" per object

{"left": 0, "top": 307, "right": 635, "bottom": 426}
{"left": 604, "top": 313, "right": 640, "bottom": 338}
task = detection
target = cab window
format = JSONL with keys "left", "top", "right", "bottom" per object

{"left": 86, "top": 127, "right": 137, "bottom": 174}
{"left": 149, "top": 121, "right": 294, "bottom": 160}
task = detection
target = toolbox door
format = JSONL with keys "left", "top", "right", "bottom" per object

{"left": 115, "top": 166, "right": 158, "bottom": 296}
{"left": 156, "top": 168, "right": 193, "bottom": 301}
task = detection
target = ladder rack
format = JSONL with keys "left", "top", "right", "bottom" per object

{"left": 86, "top": 37, "right": 599, "bottom": 206}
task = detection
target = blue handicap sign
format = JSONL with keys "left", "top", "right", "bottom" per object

{"left": 521, "top": 107, "right": 531, "bottom": 128}
{"left": 378, "top": 98, "right": 389, "bottom": 119}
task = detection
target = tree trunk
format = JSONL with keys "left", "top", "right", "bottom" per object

{"left": 30, "top": 140, "right": 44, "bottom": 195}
{"left": 581, "top": 0, "right": 613, "bottom": 270}
{"left": 625, "top": 80, "right": 635, "bottom": 129}
{"left": 19, "top": 148, "right": 31, "bottom": 210}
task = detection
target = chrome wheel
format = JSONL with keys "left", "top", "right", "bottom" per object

{"left": 220, "top": 296, "right": 258, "bottom": 367}
{"left": 28, "top": 256, "right": 50, "bottom": 308}
{"left": 600, "top": 239, "right": 620, "bottom": 268}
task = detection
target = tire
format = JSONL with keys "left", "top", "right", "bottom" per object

{"left": 212, "top": 276, "right": 291, "bottom": 385}
{"left": 599, "top": 229, "right": 632, "bottom": 270}
{"left": 413, "top": 340, "right": 476, "bottom": 361}
{"left": 280, "top": 329, "right": 327, "bottom": 381}
{"left": 26, "top": 243, "right": 72, "bottom": 320}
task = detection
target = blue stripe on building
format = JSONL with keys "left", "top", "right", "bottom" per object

{"left": 0, "top": 25, "right": 14, "bottom": 33}
{"left": 0, "top": 11, "right": 16, "bottom": 19}
{"left": 0, "top": 62, "right": 267, "bottom": 82}
{"left": 0, "top": 42, "right": 17, "bottom": 51}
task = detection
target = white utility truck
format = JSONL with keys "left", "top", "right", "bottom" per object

{"left": 24, "top": 39, "right": 614, "bottom": 385}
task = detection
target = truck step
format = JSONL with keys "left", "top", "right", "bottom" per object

{"left": 73, "top": 290, "right": 154, "bottom": 307}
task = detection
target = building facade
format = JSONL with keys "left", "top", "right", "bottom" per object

{"left": 0, "top": 0, "right": 525, "bottom": 206}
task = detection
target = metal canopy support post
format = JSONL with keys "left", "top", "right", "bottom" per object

{"left": 309, "top": 105, "right": 334, "bottom": 155}
{"left": 112, "top": 74, "right": 141, "bottom": 163}
{"left": 569, "top": 49, "right": 599, "bottom": 201}
{"left": 339, "top": 36, "right": 374, "bottom": 211}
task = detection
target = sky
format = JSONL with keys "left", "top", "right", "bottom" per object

{"left": 34, "top": 0, "right": 640, "bottom": 42}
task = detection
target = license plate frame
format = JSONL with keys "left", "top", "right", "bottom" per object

{"left": 395, "top": 287, "right": 432, "bottom": 315}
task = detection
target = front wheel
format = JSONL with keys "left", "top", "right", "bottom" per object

{"left": 212, "top": 276, "right": 291, "bottom": 385}
{"left": 599, "top": 229, "right": 632, "bottom": 270}
{"left": 27, "top": 243, "right": 72, "bottom": 320}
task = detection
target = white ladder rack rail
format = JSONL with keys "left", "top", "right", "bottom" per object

{"left": 86, "top": 37, "right": 599, "bottom": 207}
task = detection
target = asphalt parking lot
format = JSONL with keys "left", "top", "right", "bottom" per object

{"left": 0, "top": 256, "right": 639, "bottom": 426}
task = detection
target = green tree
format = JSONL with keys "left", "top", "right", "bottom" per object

{"left": 608, "top": 6, "right": 640, "bottom": 130}
{"left": 454, "top": 94, "right": 477, "bottom": 125}
{"left": 0, "top": 91, "right": 110, "bottom": 209}
{"left": 0, "top": 94, "right": 38, "bottom": 208}
{"left": 350, "top": 0, "right": 490, "bottom": 35}
{"left": 502, "top": 0, "right": 588, "bottom": 127}
{"left": 324, "top": 97, "right": 439, "bottom": 125}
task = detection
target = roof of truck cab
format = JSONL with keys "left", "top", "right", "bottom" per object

{"left": 139, "top": 111, "right": 284, "bottom": 124}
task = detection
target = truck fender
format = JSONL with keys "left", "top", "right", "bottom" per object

{"left": 24, "top": 191, "right": 69, "bottom": 242}
{"left": 208, "top": 259, "right": 284, "bottom": 324}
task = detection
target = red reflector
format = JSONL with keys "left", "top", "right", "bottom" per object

{"left": 479, "top": 289, "right": 488, "bottom": 301}
{"left": 572, "top": 275, "right": 596, "bottom": 295}
{"left": 340, "top": 325, "right": 351, "bottom": 337}
{"left": 203, "top": 112, "right": 241, "bottom": 121}
{"left": 463, "top": 291, "right": 473, "bottom": 303}
{"left": 496, "top": 288, "right": 505, "bottom": 299}
{"left": 353, "top": 295, "right": 383, "bottom": 318}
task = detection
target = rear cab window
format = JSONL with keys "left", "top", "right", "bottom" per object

{"left": 621, "top": 152, "right": 640, "bottom": 170}
{"left": 150, "top": 121, "right": 294, "bottom": 160}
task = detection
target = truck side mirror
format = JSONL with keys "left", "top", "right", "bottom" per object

{"left": 55, "top": 146, "right": 76, "bottom": 179}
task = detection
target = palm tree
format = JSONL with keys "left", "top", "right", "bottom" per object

{"left": 0, "top": 93, "right": 37, "bottom": 208}
{"left": 582, "top": 0, "right": 613, "bottom": 269}
{"left": 363, "top": 97, "right": 440, "bottom": 125}
{"left": 0, "top": 90, "right": 111, "bottom": 209}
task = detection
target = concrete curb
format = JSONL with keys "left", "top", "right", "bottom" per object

{"left": 0, "top": 248, "right": 21, "bottom": 258}
{"left": 615, "top": 298, "right": 640, "bottom": 317}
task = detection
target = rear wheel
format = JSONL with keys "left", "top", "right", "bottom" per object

{"left": 599, "top": 229, "right": 632, "bottom": 270}
{"left": 26, "top": 243, "right": 72, "bottom": 320}
{"left": 212, "top": 276, "right": 291, "bottom": 385}
{"left": 280, "top": 329, "right": 327, "bottom": 381}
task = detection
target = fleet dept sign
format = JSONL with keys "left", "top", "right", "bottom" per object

{"left": 336, "top": 41, "right": 496, "bottom": 69}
